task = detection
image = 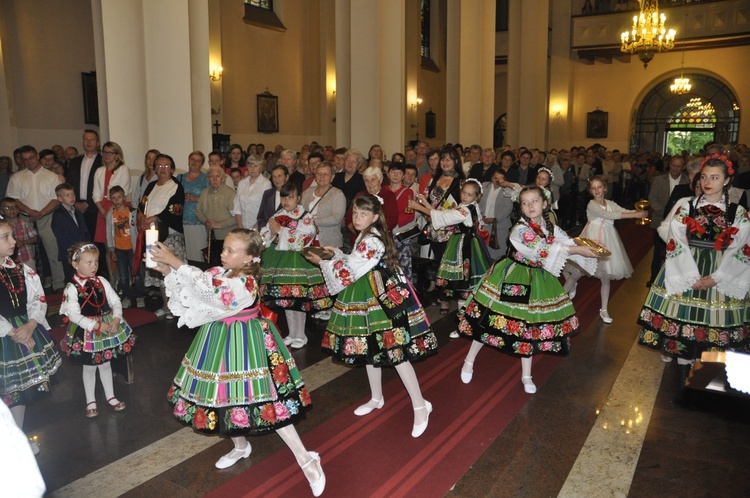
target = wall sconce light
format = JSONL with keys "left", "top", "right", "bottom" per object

{"left": 210, "top": 66, "right": 223, "bottom": 82}
{"left": 551, "top": 105, "right": 562, "bottom": 117}
{"left": 411, "top": 97, "right": 423, "bottom": 109}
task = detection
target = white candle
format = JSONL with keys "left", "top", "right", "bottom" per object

{"left": 145, "top": 224, "right": 158, "bottom": 268}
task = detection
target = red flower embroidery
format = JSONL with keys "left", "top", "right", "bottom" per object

{"left": 695, "top": 327, "right": 707, "bottom": 341}
{"left": 260, "top": 403, "right": 277, "bottom": 423}
{"left": 300, "top": 387, "right": 312, "bottom": 406}
{"left": 517, "top": 342, "right": 532, "bottom": 355}
{"left": 666, "top": 239, "right": 676, "bottom": 253}
{"left": 652, "top": 314, "right": 663, "bottom": 329}
{"left": 743, "top": 245, "right": 750, "bottom": 257}
{"left": 273, "top": 363, "right": 289, "bottom": 385}
{"left": 386, "top": 288, "right": 404, "bottom": 305}
{"left": 193, "top": 408, "right": 207, "bottom": 429}
{"left": 382, "top": 332, "right": 395, "bottom": 348}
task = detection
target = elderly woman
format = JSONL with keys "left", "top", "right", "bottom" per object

{"left": 195, "top": 165, "right": 236, "bottom": 267}
{"left": 257, "top": 164, "right": 289, "bottom": 230}
{"left": 332, "top": 148, "right": 365, "bottom": 208}
{"left": 423, "top": 146, "right": 465, "bottom": 311}
{"left": 177, "top": 151, "right": 209, "bottom": 262}
{"left": 138, "top": 153, "right": 185, "bottom": 318}
{"left": 300, "top": 162, "right": 345, "bottom": 248}
{"left": 132, "top": 149, "right": 160, "bottom": 211}
{"left": 232, "top": 154, "right": 271, "bottom": 230}
{"left": 344, "top": 166, "right": 398, "bottom": 246}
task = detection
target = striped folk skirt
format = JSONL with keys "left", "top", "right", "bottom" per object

{"left": 60, "top": 313, "right": 136, "bottom": 366}
{"left": 638, "top": 247, "right": 749, "bottom": 360}
{"left": 437, "top": 232, "right": 492, "bottom": 296}
{"left": 260, "top": 246, "right": 333, "bottom": 311}
{"left": 168, "top": 309, "right": 311, "bottom": 436}
{"left": 0, "top": 314, "right": 61, "bottom": 408}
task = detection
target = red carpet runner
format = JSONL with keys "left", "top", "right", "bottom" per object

{"left": 206, "top": 221, "right": 653, "bottom": 497}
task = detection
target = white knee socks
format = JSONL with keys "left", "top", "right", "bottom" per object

{"left": 83, "top": 362, "right": 118, "bottom": 403}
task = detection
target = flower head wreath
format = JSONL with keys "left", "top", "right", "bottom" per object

{"left": 700, "top": 153, "right": 734, "bottom": 176}
{"left": 72, "top": 243, "right": 97, "bottom": 261}
{"left": 463, "top": 178, "right": 483, "bottom": 196}
{"left": 537, "top": 166, "right": 555, "bottom": 183}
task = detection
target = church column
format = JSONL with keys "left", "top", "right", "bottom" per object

{"left": 446, "top": 0, "right": 496, "bottom": 147}
{"left": 506, "top": 0, "right": 550, "bottom": 148}
{"left": 548, "top": 0, "right": 572, "bottom": 149}
{"left": 335, "top": 0, "right": 405, "bottom": 154}
{"left": 94, "top": 0, "right": 210, "bottom": 166}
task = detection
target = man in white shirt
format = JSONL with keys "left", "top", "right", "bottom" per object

{"left": 6, "top": 145, "right": 64, "bottom": 290}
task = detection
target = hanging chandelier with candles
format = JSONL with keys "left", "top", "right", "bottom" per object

{"left": 621, "top": 0, "right": 676, "bottom": 68}
{"left": 670, "top": 52, "right": 691, "bottom": 95}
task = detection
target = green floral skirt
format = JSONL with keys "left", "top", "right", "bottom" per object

{"left": 260, "top": 245, "right": 333, "bottom": 311}
{"left": 437, "top": 232, "right": 492, "bottom": 295}
{"left": 637, "top": 247, "right": 749, "bottom": 360}
{"left": 322, "top": 268, "right": 438, "bottom": 367}
{"left": 458, "top": 258, "right": 580, "bottom": 356}
{"left": 168, "top": 310, "right": 311, "bottom": 436}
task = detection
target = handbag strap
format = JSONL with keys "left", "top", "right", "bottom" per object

{"left": 309, "top": 186, "right": 332, "bottom": 213}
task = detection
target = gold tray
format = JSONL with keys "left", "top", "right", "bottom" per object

{"left": 301, "top": 246, "right": 334, "bottom": 260}
{"left": 573, "top": 237, "right": 611, "bottom": 257}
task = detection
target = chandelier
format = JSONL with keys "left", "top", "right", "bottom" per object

{"left": 620, "top": 0, "right": 676, "bottom": 68}
{"left": 670, "top": 52, "right": 691, "bottom": 95}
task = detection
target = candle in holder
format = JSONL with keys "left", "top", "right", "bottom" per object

{"left": 145, "top": 223, "right": 158, "bottom": 268}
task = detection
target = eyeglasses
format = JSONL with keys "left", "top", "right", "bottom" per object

{"left": 2, "top": 206, "right": 18, "bottom": 210}
{"left": 102, "top": 150, "right": 116, "bottom": 155}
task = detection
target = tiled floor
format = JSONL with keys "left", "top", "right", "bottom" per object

{"left": 25, "top": 250, "right": 750, "bottom": 497}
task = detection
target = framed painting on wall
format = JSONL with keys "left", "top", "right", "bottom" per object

{"left": 586, "top": 110, "right": 608, "bottom": 139}
{"left": 81, "top": 71, "right": 99, "bottom": 126}
{"left": 257, "top": 92, "right": 279, "bottom": 133}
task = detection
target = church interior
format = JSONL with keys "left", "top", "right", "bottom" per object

{"left": 1, "top": 0, "right": 749, "bottom": 496}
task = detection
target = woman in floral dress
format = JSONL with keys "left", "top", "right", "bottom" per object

{"left": 305, "top": 194, "right": 438, "bottom": 438}
{"left": 150, "top": 229, "right": 325, "bottom": 495}
{"left": 260, "top": 182, "right": 332, "bottom": 349}
{"left": 638, "top": 155, "right": 750, "bottom": 400}
{"left": 458, "top": 186, "right": 599, "bottom": 394}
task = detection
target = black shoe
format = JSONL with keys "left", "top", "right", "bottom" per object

{"left": 646, "top": 281, "right": 653, "bottom": 288}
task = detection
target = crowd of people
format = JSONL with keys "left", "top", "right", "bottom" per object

{"left": 1, "top": 130, "right": 749, "bottom": 496}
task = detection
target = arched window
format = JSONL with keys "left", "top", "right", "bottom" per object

{"left": 420, "top": 0, "right": 431, "bottom": 59}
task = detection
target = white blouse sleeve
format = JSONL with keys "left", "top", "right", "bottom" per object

{"left": 509, "top": 224, "right": 569, "bottom": 277}
{"left": 319, "top": 234, "right": 384, "bottom": 294}
{"left": 60, "top": 283, "right": 98, "bottom": 331}
{"left": 712, "top": 206, "right": 750, "bottom": 299}
{"left": 1, "top": 264, "right": 49, "bottom": 336}
{"left": 24, "top": 264, "right": 49, "bottom": 329}
{"left": 430, "top": 205, "right": 472, "bottom": 229}
{"left": 92, "top": 168, "right": 104, "bottom": 203}
{"left": 260, "top": 223, "right": 275, "bottom": 248}
{"left": 663, "top": 198, "right": 700, "bottom": 296}
{"left": 164, "top": 265, "right": 258, "bottom": 329}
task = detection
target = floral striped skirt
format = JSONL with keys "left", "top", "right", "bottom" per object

{"left": 0, "top": 314, "right": 61, "bottom": 408}
{"left": 322, "top": 269, "right": 438, "bottom": 367}
{"left": 458, "top": 259, "right": 580, "bottom": 356}
{"left": 260, "top": 246, "right": 333, "bottom": 311}
{"left": 168, "top": 310, "right": 311, "bottom": 436}
{"left": 638, "top": 247, "right": 749, "bottom": 360}
{"left": 437, "top": 233, "right": 492, "bottom": 296}
{"left": 60, "top": 313, "right": 136, "bottom": 366}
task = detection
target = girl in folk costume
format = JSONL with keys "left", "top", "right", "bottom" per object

{"left": 563, "top": 176, "right": 647, "bottom": 323}
{"left": 60, "top": 243, "right": 136, "bottom": 417}
{"left": 305, "top": 194, "right": 438, "bottom": 438}
{"left": 150, "top": 229, "right": 325, "bottom": 496}
{"left": 638, "top": 155, "right": 750, "bottom": 401}
{"left": 458, "top": 186, "right": 599, "bottom": 394}
{"left": 409, "top": 179, "right": 492, "bottom": 338}
{"left": 0, "top": 219, "right": 61, "bottom": 454}
{"left": 260, "top": 182, "right": 333, "bottom": 350}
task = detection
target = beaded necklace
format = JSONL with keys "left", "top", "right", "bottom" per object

{"left": 0, "top": 258, "right": 25, "bottom": 308}
{"left": 74, "top": 275, "right": 107, "bottom": 313}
